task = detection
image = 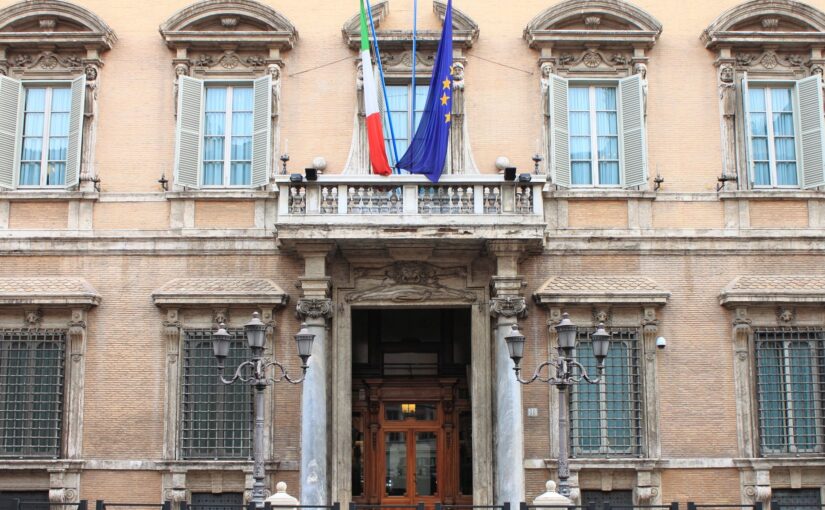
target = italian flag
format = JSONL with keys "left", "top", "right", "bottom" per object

{"left": 359, "top": 0, "right": 392, "bottom": 176}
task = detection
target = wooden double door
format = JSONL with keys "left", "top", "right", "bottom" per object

{"left": 352, "top": 378, "right": 472, "bottom": 506}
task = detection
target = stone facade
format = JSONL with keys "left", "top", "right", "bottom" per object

{"left": 0, "top": 0, "right": 825, "bottom": 508}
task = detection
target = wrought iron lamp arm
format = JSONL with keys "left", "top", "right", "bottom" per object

{"left": 261, "top": 358, "right": 308, "bottom": 385}
{"left": 515, "top": 359, "right": 565, "bottom": 385}
{"left": 566, "top": 359, "right": 604, "bottom": 384}
{"left": 217, "top": 360, "right": 259, "bottom": 385}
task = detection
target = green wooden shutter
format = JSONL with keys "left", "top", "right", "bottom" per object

{"left": 741, "top": 75, "right": 754, "bottom": 186}
{"left": 65, "top": 75, "right": 85, "bottom": 189}
{"left": 619, "top": 74, "right": 647, "bottom": 188}
{"left": 174, "top": 76, "right": 204, "bottom": 189}
{"left": 251, "top": 75, "right": 271, "bottom": 188}
{"left": 550, "top": 75, "right": 570, "bottom": 187}
{"left": 796, "top": 75, "right": 825, "bottom": 189}
{"left": 0, "top": 75, "right": 21, "bottom": 190}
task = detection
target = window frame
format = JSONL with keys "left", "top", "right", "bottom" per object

{"left": 567, "top": 81, "right": 622, "bottom": 188}
{"left": 17, "top": 82, "right": 74, "bottom": 189}
{"left": 382, "top": 82, "right": 428, "bottom": 167}
{"left": 201, "top": 81, "right": 255, "bottom": 189}
{"left": 745, "top": 80, "right": 803, "bottom": 189}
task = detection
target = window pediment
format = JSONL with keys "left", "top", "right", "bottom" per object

{"left": 0, "top": 0, "right": 116, "bottom": 52}
{"left": 703, "top": 0, "right": 825, "bottom": 50}
{"left": 534, "top": 276, "right": 670, "bottom": 306}
{"left": 342, "top": 1, "right": 478, "bottom": 52}
{"left": 152, "top": 278, "right": 289, "bottom": 308}
{"left": 159, "top": 0, "right": 297, "bottom": 52}
{"left": 524, "top": 0, "right": 662, "bottom": 51}
{"left": 720, "top": 275, "right": 825, "bottom": 306}
{"left": 0, "top": 277, "right": 100, "bottom": 308}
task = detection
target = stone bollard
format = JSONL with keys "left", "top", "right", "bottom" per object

{"left": 533, "top": 480, "right": 573, "bottom": 506}
{"left": 265, "top": 482, "right": 299, "bottom": 510}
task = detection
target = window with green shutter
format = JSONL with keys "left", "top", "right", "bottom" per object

{"left": 570, "top": 328, "right": 643, "bottom": 457}
{"left": 0, "top": 329, "right": 66, "bottom": 458}
{"left": 180, "top": 329, "right": 253, "bottom": 459}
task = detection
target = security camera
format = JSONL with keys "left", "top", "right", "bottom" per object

{"left": 656, "top": 336, "right": 667, "bottom": 350}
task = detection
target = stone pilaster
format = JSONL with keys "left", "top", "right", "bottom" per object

{"left": 732, "top": 307, "right": 756, "bottom": 457}
{"left": 66, "top": 309, "right": 88, "bottom": 460}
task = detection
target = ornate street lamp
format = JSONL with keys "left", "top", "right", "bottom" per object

{"left": 213, "top": 313, "right": 314, "bottom": 509}
{"left": 504, "top": 312, "right": 610, "bottom": 499}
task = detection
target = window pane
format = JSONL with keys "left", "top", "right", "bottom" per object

{"left": 21, "top": 137, "right": 43, "bottom": 161}
{"left": 232, "top": 87, "right": 253, "bottom": 111}
{"left": 230, "top": 162, "right": 251, "bottom": 186}
{"left": 47, "top": 162, "right": 65, "bottom": 186}
{"left": 773, "top": 112, "right": 795, "bottom": 137}
{"left": 571, "top": 162, "right": 592, "bottom": 185}
{"left": 204, "top": 113, "right": 225, "bottom": 136}
{"left": 231, "top": 137, "right": 251, "bottom": 161}
{"left": 386, "top": 86, "right": 408, "bottom": 111}
{"left": 23, "top": 113, "right": 44, "bottom": 137}
{"left": 203, "top": 137, "right": 224, "bottom": 161}
{"left": 598, "top": 137, "right": 618, "bottom": 160}
{"left": 205, "top": 88, "right": 227, "bottom": 112}
{"left": 573, "top": 342, "right": 601, "bottom": 452}
{"left": 50, "top": 89, "right": 71, "bottom": 113}
{"left": 788, "top": 341, "right": 817, "bottom": 450}
{"left": 599, "top": 162, "right": 620, "bottom": 185}
{"left": 597, "top": 112, "right": 617, "bottom": 136}
{"left": 49, "top": 113, "right": 69, "bottom": 137}
{"left": 48, "top": 137, "right": 67, "bottom": 162}
{"left": 775, "top": 138, "right": 796, "bottom": 161}
{"left": 232, "top": 112, "right": 252, "bottom": 137}
{"left": 751, "top": 137, "right": 769, "bottom": 161}
{"left": 777, "top": 163, "right": 798, "bottom": 186}
{"left": 24, "top": 89, "right": 46, "bottom": 112}
{"left": 389, "top": 112, "right": 408, "bottom": 139}
{"left": 754, "top": 162, "right": 771, "bottom": 186}
{"left": 18, "top": 163, "right": 40, "bottom": 186}
{"left": 605, "top": 342, "right": 633, "bottom": 451}
{"left": 415, "top": 432, "right": 437, "bottom": 496}
{"left": 749, "top": 88, "right": 766, "bottom": 112}
{"left": 202, "top": 163, "right": 223, "bottom": 186}
{"left": 595, "top": 87, "right": 616, "bottom": 110}
{"left": 750, "top": 113, "right": 768, "bottom": 136}
{"left": 385, "top": 432, "right": 407, "bottom": 496}
{"left": 569, "top": 112, "right": 590, "bottom": 136}
{"left": 570, "top": 136, "right": 591, "bottom": 160}
{"left": 568, "top": 87, "right": 589, "bottom": 111}
{"left": 771, "top": 88, "right": 793, "bottom": 112}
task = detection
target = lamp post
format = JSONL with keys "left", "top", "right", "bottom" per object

{"left": 504, "top": 312, "right": 610, "bottom": 499}
{"left": 212, "top": 313, "right": 315, "bottom": 509}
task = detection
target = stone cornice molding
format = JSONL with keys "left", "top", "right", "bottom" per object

{"left": 534, "top": 276, "right": 670, "bottom": 306}
{"left": 152, "top": 278, "right": 289, "bottom": 308}
{"left": 0, "top": 277, "right": 100, "bottom": 308}
{"left": 720, "top": 275, "right": 825, "bottom": 306}
{"left": 342, "top": 1, "right": 478, "bottom": 50}
{"left": 524, "top": 0, "right": 662, "bottom": 50}
{"left": 702, "top": 0, "right": 825, "bottom": 50}
{"left": 0, "top": 0, "right": 116, "bottom": 52}
{"left": 159, "top": 0, "right": 297, "bottom": 52}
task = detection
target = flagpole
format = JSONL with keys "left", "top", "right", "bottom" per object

{"left": 365, "top": 0, "right": 400, "bottom": 169}
{"left": 408, "top": 0, "right": 418, "bottom": 173}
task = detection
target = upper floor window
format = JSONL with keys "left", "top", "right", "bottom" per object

{"left": 569, "top": 85, "right": 620, "bottom": 186}
{"left": 755, "top": 328, "right": 824, "bottom": 455}
{"left": 19, "top": 86, "right": 71, "bottom": 187}
{"left": 203, "top": 86, "right": 253, "bottom": 187}
{"left": 383, "top": 84, "right": 427, "bottom": 165}
{"left": 0, "top": 329, "right": 66, "bottom": 458}
{"left": 570, "top": 327, "right": 642, "bottom": 457}
{"left": 747, "top": 86, "right": 798, "bottom": 187}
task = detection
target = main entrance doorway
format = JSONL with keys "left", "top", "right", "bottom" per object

{"left": 351, "top": 309, "right": 473, "bottom": 506}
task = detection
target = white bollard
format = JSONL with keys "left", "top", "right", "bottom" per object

{"left": 265, "top": 482, "right": 299, "bottom": 510}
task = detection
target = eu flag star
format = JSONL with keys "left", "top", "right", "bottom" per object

{"left": 440, "top": 92, "right": 449, "bottom": 106}
{"left": 442, "top": 77, "right": 451, "bottom": 90}
{"left": 444, "top": 112, "right": 451, "bottom": 123}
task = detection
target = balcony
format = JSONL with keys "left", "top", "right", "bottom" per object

{"left": 274, "top": 174, "right": 547, "bottom": 247}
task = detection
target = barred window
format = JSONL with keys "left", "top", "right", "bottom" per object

{"left": 570, "top": 328, "right": 642, "bottom": 457}
{"left": 181, "top": 329, "right": 253, "bottom": 459}
{"left": 0, "top": 329, "right": 66, "bottom": 458}
{"left": 755, "top": 329, "right": 825, "bottom": 455}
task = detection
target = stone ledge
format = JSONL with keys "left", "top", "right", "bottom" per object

{"left": 718, "top": 190, "right": 824, "bottom": 201}
{"left": 534, "top": 276, "right": 670, "bottom": 306}
{"left": 720, "top": 275, "right": 825, "bottom": 306}
{"left": 543, "top": 189, "right": 657, "bottom": 200}
{"left": 152, "top": 278, "right": 289, "bottom": 308}
{"left": 0, "top": 191, "right": 98, "bottom": 201}
{"left": 0, "top": 277, "right": 100, "bottom": 307}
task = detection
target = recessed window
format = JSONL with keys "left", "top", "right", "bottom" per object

{"left": 19, "top": 87, "right": 71, "bottom": 187}
{"left": 383, "top": 84, "right": 427, "bottom": 165}
{"left": 569, "top": 86, "right": 620, "bottom": 186}
{"left": 203, "top": 86, "right": 253, "bottom": 187}
{"left": 748, "top": 87, "right": 798, "bottom": 187}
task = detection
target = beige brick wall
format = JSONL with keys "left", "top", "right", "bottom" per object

{"left": 94, "top": 202, "right": 169, "bottom": 230}
{"left": 80, "top": 471, "right": 162, "bottom": 503}
{"left": 194, "top": 201, "right": 255, "bottom": 229}
{"left": 8, "top": 202, "right": 68, "bottom": 229}
{"left": 660, "top": 469, "right": 741, "bottom": 504}
{"left": 653, "top": 202, "right": 724, "bottom": 230}
{"left": 749, "top": 200, "right": 809, "bottom": 228}
{"left": 568, "top": 201, "right": 628, "bottom": 229}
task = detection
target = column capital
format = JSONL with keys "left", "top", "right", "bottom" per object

{"left": 296, "top": 298, "right": 334, "bottom": 320}
{"left": 490, "top": 295, "right": 528, "bottom": 319}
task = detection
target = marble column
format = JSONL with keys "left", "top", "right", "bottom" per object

{"left": 492, "top": 309, "right": 526, "bottom": 505}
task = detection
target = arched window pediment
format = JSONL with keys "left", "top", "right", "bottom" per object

{"left": 524, "top": 0, "right": 662, "bottom": 50}
{"left": 160, "top": 0, "right": 297, "bottom": 52}
{"left": 703, "top": 0, "right": 825, "bottom": 49}
{"left": 0, "top": 0, "right": 116, "bottom": 52}
{"left": 342, "top": 0, "right": 478, "bottom": 51}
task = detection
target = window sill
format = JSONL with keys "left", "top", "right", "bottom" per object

{"left": 0, "top": 190, "right": 98, "bottom": 201}
{"left": 718, "top": 190, "right": 822, "bottom": 200}
{"left": 544, "top": 188, "right": 656, "bottom": 200}
{"left": 165, "top": 189, "right": 274, "bottom": 200}
{"left": 545, "top": 457, "right": 656, "bottom": 470}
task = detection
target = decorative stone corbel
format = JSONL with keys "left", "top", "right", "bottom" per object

{"left": 489, "top": 295, "right": 528, "bottom": 319}
{"left": 23, "top": 308, "right": 42, "bottom": 329}
{"left": 296, "top": 298, "right": 334, "bottom": 320}
{"left": 744, "top": 469, "right": 771, "bottom": 505}
{"left": 163, "top": 309, "right": 182, "bottom": 365}
{"left": 635, "top": 470, "right": 660, "bottom": 505}
{"left": 567, "top": 470, "right": 581, "bottom": 505}
{"left": 49, "top": 467, "right": 80, "bottom": 503}
{"left": 68, "top": 309, "right": 87, "bottom": 361}
{"left": 213, "top": 308, "right": 229, "bottom": 327}
{"left": 162, "top": 470, "right": 187, "bottom": 509}
{"left": 776, "top": 306, "right": 795, "bottom": 324}
{"left": 593, "top": 307, "right": 612, "bottom": 325}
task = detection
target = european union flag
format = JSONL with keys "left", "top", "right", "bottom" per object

{"left": 396, "top": 0, "right": 453, "bottom": 182}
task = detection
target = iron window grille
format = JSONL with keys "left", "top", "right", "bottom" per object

{"left": 570, "top": 328, "right": 643, "bottom": 457}
{"left": 772, "top": 489, "right": 823, "bottom": 510}
{"left": 755, "top": 328, "right": 825, "bottom": 455}
{"left": 0, "top": 329, "right": 66, "bottom": 458}
{"left": 181, "top": 329, "right": 253, "bottom": 459}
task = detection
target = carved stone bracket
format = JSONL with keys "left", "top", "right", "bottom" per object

{"left": 163, "top": 308, "right": 182, "bottom": 365}
{"left": 296, "top": 298, "right": 333, "bottom": 320}
{"left": 23, "top": 308, "right": 42, "bottom": 329}
{"left": 744, "top": 470, "right": 772, "bottom": 504}
{"left": 68, "top": 309, "right": 87, "bottom": 363}
{"left": 489, "top": 296, "right": 528, "bottom": 319}
{"left": 48, "top": 469, "right": 80, "bottom": 504}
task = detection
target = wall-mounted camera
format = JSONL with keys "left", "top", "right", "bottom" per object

{"left": 656, "top": 336, "right": 667, "bottom": 350}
